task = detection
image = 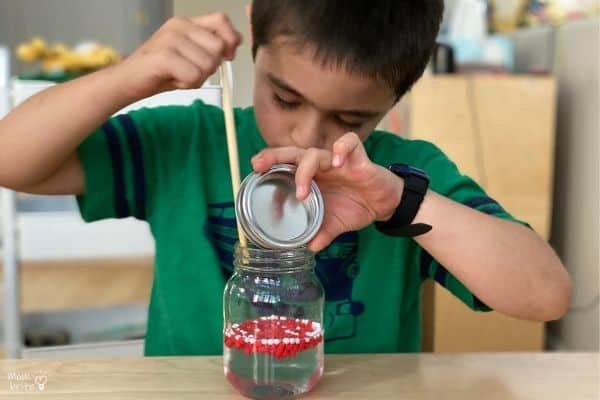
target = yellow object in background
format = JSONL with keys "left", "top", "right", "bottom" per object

{"left": 489, "top": 0, "right": 529, "bottom": 33}
{"left": 16, "top": 37, "right": 120, "bottom": 74}
{"left": 16, "top": 37, "right": 47, "bottom": 62}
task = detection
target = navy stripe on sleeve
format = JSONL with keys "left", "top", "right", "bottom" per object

{"left": 473, "top": 295, "right": 488, "bottom": 310}
{"left": 464, "top": 196, "right": 502, "bottom": 212}
{"left": 433, "top": 264, "right": 448, "bottom": 286}
{"left": 117, "top": 114, "right": 146, "bottom": 220}
{"left": 102, "top": 120, "right": 129, "bottom": 218}
{"left": 420, "top": 250, "right": 433, "bottom": 280}
{"left": 420, "top": 249, "right": 447, "bottom": 286}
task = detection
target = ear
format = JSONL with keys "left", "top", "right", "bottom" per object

{"left": 246, "top": 4, "right": 254, "bottom": 48}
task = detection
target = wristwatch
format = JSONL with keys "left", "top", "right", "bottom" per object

{"left": 375, "top": 163, "right": 432, "bottom": 237}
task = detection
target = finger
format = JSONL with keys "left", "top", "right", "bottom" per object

{"left": 191, "top": 13, "right": 243, "bottom": 59}
{"left": 174, "top": 36, "right": 215, "bottom": 75}
{"left": 161, "top": 49, "right": 204, "bottom": 89}
{"left": 332, "top": 132, "right": 366, "bottom": 167}
{"left": 161, "top": 18, "right": 229, "bottom": 61}
{"left": 159, "top": 17, "right": 206, "bottom": 46}
{"left": 308, "top": 223, "right": 338, "bottom": 253}
{"left": 161, "top": 16, "right": 194, "bottom": 35}
{"left": 295, "top": 148, "right": 332, "bottom": 200}
{"left": 186, "top": 27, "right": 226, "bottom": 59}
{"left": 251, "top": 147, "right": 305, "bottom": 172}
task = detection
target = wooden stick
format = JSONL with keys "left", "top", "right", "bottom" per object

{"left": 219, "top": 62, "right": 248, "bottom": 251}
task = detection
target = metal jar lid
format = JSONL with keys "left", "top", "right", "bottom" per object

{"left": 235, "top": 164, "right": 324, "bottom": 249}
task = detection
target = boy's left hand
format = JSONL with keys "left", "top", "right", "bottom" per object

{"left": 251, "top": 132, "right": 404, "bottom": 252}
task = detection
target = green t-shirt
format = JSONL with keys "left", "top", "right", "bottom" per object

{"left": 77, "top": 100, "right": 523, "bottom": 356}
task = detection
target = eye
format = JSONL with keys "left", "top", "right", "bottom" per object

{"left": 335, "top": 116, "right": 363, "bottom": 130}
{"left": 272, "top": 93, "right": 300, "bottom": 110}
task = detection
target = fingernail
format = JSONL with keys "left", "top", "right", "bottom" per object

{"left": 296, "top": 184, "right": 306, "bottom": 199}
{"left": 332, "top": 155, "right": 342, "bottom": 167}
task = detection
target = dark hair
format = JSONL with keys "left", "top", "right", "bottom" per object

{"left": 251, "top": 0, "right": 444, "bottom": 99}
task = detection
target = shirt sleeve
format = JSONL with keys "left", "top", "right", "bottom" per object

{"left": 411, "top": 139, "right": 530, "bottom": 311}
{"left": 76, "top": 100, "right": 223, "bottom": 222}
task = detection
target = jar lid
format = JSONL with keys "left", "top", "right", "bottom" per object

{"left": 236, "top": 164, "right": 324, "bottom": 249}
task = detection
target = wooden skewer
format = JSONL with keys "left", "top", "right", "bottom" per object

{"left": 219, "top": 62, "right": 249, "bottom": 252}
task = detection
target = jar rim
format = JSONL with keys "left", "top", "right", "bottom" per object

{"left": 234, "top": 243, "right": 315, "bottom": 272}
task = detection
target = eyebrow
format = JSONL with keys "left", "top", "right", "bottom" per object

{"left": 267, "top": 73, "right": 381, "bottom": 119}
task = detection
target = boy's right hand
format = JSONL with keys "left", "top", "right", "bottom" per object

{"left": 117, "top": 13, "right": 242, "bottom": 101}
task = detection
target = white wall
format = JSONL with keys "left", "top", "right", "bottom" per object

{"left": 0, "top": 68, "right": 9, "bottom": 251}
{"left": 173, "top": 0, "right": 254, "bottom": 107}
{"left": 548, "top": 18, "right": 600, "bottom": 351}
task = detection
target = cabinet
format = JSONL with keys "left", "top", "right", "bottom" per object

{"left": 385, "top": 75, "right": 556, "bottom": 351}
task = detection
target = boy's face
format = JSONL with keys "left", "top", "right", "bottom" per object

{"left": 253, "top": 38, "right": 397, "bottom": 150}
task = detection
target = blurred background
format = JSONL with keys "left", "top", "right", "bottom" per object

{"left": 0, "top": 0, "right": 598, "bottom": 358}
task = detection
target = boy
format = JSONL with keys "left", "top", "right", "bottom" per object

{"left": 0, "top": 1, "right": 571, "bottom": 355}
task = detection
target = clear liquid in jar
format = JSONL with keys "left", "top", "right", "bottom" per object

{"left": 223, "top": 315, "right": 324, "bottom": 399}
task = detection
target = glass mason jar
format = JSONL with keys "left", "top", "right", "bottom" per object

{"left": 223, "top": 244, "right": 325, "bottom": 400}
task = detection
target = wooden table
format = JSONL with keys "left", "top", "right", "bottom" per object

{"left": 0, "top": 353, "right": 597, "bottom": 399}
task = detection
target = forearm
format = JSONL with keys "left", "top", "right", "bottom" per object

{"left": 0, "top": 65, "right": 134, "bottom": 188}
{"left": 414, "top": 189, "right": 571, "bottom": 321}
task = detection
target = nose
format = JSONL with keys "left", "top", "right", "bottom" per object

{"left": 290, "top": 111, "right": 325, "bottom": 149}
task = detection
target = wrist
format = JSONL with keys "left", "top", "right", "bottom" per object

{"left": 374, "top": 163, "right": 432, "bottom": 237}
{"left": 79, "top": 63, "right": 143, "bottom": 113}
{"left": 109, "top": 62, "right": 149, "bottom": 105}
{"left": 58, "top": 64, "right": 138, "bottom": 123}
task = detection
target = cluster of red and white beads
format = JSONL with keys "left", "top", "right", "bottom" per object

{"left": 224, "top": 315, "right": 323, "bottom": 359}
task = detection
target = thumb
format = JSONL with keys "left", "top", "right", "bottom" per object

{"left": 308, "top": 220, "right": 340, "bottom": 253}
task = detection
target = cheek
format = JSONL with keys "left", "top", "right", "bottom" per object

{"left": 253, "top": 88, "right": 293, "bottom": 148}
